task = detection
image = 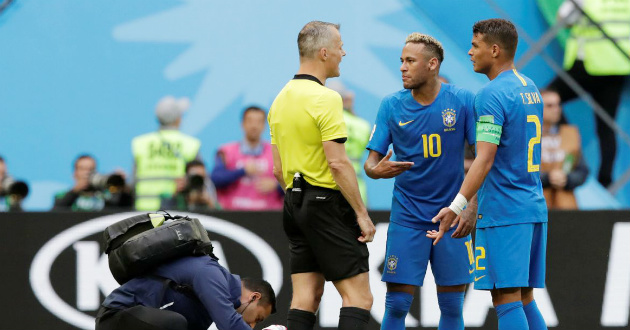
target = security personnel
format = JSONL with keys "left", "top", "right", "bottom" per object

{"left": 562, "top": 0, "right": 630, "bottom": 75}
{"left": 132, "top": 96, "right": 201, "bottom": 211}
{"left": 268, "top": 21, "right": 375, "bottom": 330}
{"left": 550, "top": 0, "right": 630, "bottom": 187}
{"left": 96, "top": 255, "right": 276, "bottom": 330}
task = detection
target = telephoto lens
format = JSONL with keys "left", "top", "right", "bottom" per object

{"left": 1, "top": 177, "right": 29, "bottom": 199}
{"left": 187, "top": 174, "right": 205, "bottom": 191}
{"left": 8, "top": 181, "right": 29, "bottom": 199}
{"left": 90, "top": 173, "right": 126, "bottom": 190}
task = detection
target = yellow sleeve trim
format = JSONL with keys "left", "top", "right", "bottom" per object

{"left": 512, "top": 69, "right": 527, "bottom": 87}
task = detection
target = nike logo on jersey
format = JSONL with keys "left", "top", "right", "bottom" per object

{"left": 469, "top": 268, "right": 474, "bottom": 274}
{"left": 474, "top": 275, "right": 486, "bottom": 281}
{"left": 398, "top": 120, "right": 414, "bottom": 126}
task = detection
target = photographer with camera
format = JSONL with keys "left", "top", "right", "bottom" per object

{"left": 161, "top": 160, "right": 218, "bottom": 211}
{"left": 0, "top": 156, "right": 29, "bottom": 212}
{"left": 53, "top": 154, "right": 133, "bottom": 211}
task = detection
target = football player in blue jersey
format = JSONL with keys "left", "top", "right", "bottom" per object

{"left": 431, "top": 19, "right": 549, "bottom": 330}
{"left": 364, "top": 33, "right": 477, "bottom": 330}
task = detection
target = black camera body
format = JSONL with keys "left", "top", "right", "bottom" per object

{"left": 186, "top": 174, "right": 205, "bottom": 192}
{"left": 1, "top": 177, "right": 29, "bottom": 199}
{"left": 0, "top": 177, "right": 29, "bottom": 211}
{"left": 90, "top": 173, "right": 126, "bottom": 190}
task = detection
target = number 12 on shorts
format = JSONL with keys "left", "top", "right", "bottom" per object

{"left": 465, "top": 241, "right": 486, "bottom": 271}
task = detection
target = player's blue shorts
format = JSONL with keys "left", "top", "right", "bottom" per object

{"left": 381, "top": 221, "right": 474, "bottom": 287}
{"left": 474, "top": 222, "right": 547, "bottom": 290}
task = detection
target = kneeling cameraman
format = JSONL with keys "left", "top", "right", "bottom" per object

{"left": 96, "top": 255, "right": 276, "bottom": 330}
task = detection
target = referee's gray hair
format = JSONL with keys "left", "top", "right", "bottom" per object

{"left": 405, "top": 32, "right": 444, "bottom": 63}
{"left": 298, "top": 21, "right": 340, "bottom": 58}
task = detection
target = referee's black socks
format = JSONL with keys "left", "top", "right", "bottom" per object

{"left": 287, "top": 309, "right": 316, "bottom": 330}
{"left": 338, "top": 307, "right": 370, "bottom": 330}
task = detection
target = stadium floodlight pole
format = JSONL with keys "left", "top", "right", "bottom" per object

{"left": 0, "top": 0, "right": 14, "bottom": 16}
{"left": 515, "top": 16, "right": 571, "bottom": 69}
{"left": 609, "top": 167, "right": 630, "bottom": 196}
{"left": 484, "top": 0, "right": 630, "bottom": 194}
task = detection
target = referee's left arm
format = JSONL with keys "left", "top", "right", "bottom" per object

{"left": 271, "top": 145, "right": 286, "bottom": 191}
{"left": 323, "top": 141, "right": 375, "bottom": 243}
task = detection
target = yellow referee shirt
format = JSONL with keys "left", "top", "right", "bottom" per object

{"left": 268, "top": 75, "right": 347, "bottom": 189}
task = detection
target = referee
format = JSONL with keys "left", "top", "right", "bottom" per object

{"left": 268, "top": 21, "right": 375, "bottom": 330}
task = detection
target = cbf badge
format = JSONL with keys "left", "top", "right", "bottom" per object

{"left": 386, "top": 255, "right": 398, "bottom": 274}
{"left": 442, "top": 108, "right": 457, "bottom": 132}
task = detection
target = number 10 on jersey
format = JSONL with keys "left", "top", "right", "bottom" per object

{"left": 422, "top": 134, "right": 441, "bottom": 158}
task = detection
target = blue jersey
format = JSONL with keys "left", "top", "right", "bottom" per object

{"left": 474, "top": 69, "right": 548, "bottom": 228}
{"left": 367, "top": 84, "right": 476, "bottom": 229}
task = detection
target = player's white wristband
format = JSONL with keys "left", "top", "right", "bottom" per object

{"left": 448, "top": 193, "right": 468, "bottom": 216}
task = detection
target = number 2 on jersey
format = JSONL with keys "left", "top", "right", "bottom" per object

{"left": 422, "top": 134, "right": 441, "bottom": 158}
{"left": 527, "top": 115, "right": 541, "bottom": 172}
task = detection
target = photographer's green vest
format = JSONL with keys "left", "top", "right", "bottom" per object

{"left": 132, "top": 130, "right": 201, "bottom": 211}
{"left": 564, "top": 0, "right": 630, "bottom": 75}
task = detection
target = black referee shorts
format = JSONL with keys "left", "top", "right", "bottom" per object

{"left": 283, "top": 182, "right": 369, "bottom": 281}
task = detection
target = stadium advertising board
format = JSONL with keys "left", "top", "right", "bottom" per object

{"left": 1, "top": 211, "right": 628, "bottom": 330}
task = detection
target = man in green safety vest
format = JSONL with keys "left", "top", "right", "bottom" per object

{"left": 132, "top": 96, "right": 201, "bottom": 211}
{"left": 549, "top": 0, "right": 630, "bottom": 188}
{"left": 328, "top": 81, "right": 372, "bottom": 206}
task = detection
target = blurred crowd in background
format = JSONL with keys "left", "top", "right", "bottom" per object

{"left": 0, "top": 0, "right": 628, "bottom": 213}
{"left": 1, "top": 77, "right": 616, "bottom": 213}
{"left": 0, "top": 81, "right": 373, "bottom": 213}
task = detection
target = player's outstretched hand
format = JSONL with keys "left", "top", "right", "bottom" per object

{"left": 356, "top": 213, "right": 376, "bottom": 243}
{"left": 429, "top": 207, "right": 457, "bottom": 245}
{"left": 451, "top": 206, "right": 477, "bottom": 238}
{"left": 371, "top": 150, "right": 414, "bottom": 178}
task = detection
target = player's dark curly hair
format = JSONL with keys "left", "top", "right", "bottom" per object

{"left": 242, "top": 278, "right": 277, "bottom": 314}
{"left": 473, "top": 19, "right": 518, "bottom": 57}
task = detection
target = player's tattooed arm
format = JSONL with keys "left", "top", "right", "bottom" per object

{"left": 364, "top": 150, "right": 414, "bottom": 179}
{"left": 430, "top": 141, "right": 497, "bottom": 245}
{"left": 451, "top": 194, "right": 478, "bottom": 238}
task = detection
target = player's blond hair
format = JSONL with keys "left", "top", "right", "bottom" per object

{"left": 405, "top": 32, "right": 444, "bottom": 63}
{"left": 298, "top": 21, "right": 340, "bottom": 58}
